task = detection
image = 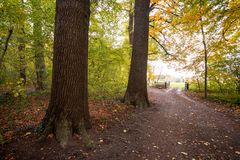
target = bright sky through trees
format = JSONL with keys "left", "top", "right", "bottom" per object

{"left": 149, "top": 60, "right": 194, "bottom": 79}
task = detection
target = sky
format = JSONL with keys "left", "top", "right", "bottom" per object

{"left": 148, "top": 60, "right": 194, "bottom": 80}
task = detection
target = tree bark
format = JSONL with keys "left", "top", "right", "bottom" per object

{"left": 42, "top": 0, "right": 91, "bottom": 147}
{"left": 18, "top": 36, "right": 26, "bottom": 85}
{"left": 32, "top": 0, "right": 47, "bottom": 90}
{"left": 124, "top": 0, "right": 150, "bottom": 108}
{"left": 200, "top": 0, "right": 208, "bottom": 99}
{"left": 0, "top": 29, "right": 13, "bottom": 68}
{"left": 201, "top": 23, "right": 208, "bottom": 99}
{"left": 235, "top": 78, "right": 240, "bottom": 94}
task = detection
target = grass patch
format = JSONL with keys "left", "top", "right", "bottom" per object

{"left": 170, "top": 82, "right": 185, "bottom": 89}
{"left": 188, "top": 88, "right": 240, "bottom": 105}
{"left": 207, "top": 92, "right": 240, "bottom": 105}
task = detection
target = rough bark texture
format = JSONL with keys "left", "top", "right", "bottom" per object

{"left": 42, "top": 0, "right": 91, "bottom": 147}
{"left": 32, "top": 0, "right": 47, "bottom": 90}
{"left": 124, "top": 0, "right": 150, "bottom": 108}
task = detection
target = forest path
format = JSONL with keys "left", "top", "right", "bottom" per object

{"left": 89, "top": 87, "right": 240, "bottom": 160}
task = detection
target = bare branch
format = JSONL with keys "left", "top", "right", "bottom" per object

{"left": 150, "top": 35, "right": 172, "bottom": 56}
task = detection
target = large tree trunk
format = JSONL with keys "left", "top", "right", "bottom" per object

{"left": 42, "top": 0, "right": 91, "bottom": 147}
{"left": 32, "top": 0, "right": 47, "bottom": 90}
{"left": 124, "top": 0, "right": 150, "bottom": 108}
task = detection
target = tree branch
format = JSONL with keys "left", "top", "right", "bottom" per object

{"left": 150, "top": 35, "right": 172, "bottom": 56}
{"left": 150, "top": 2, "right": 157, "bottom": 12}
{"left": 0, "top": 28, "right": 13, "bottom": 67}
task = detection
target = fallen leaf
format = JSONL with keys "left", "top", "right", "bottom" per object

{"left": 47, "top": 134, "right": 54, "bottom": 139}
{"left": 204, "top": 142, "right": 210, "bottom": 146}
{"left": 25, "top": 132, "right": 31, "bottom": 136}
{"left": 235, "top": 151, "right": 240, "bottom": 155}
{"left": 153, "top": 145, "right": 159, "bottom": 149}
{"left": 181, "top": 152, "right": 188, "bottom": 156}
{"left": 177, "top": 142, "right": 182, "bottom": 145}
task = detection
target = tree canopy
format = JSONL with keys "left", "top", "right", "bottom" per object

{"left": 0, "top": 0, "right": 239, "bottom": 106}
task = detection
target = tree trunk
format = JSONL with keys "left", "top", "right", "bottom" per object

{"left": 0, "top": 29, "right": 13, "bottom": 68}
{"left": 236, "top": 77, "right": 240, "bottom": 94}
{"left": 42, "top": 0, "right": 91, "bottom": 147}
{"left": 18, "top": 36, "right": 26, "bottom": 85}
{"left": 201, "top": 24, "right": 208, "bottom": 99}
{"left": 124, "top": 0, "right": 150, "bottom": 108}
{"left": 32, "top": 0, "right": 47, "bottom": 90}
{"left": 18, "top": 1, "right": 26, "bottom": 85}
{"left": 196, "top": 77, "right": 201, "bottom": 92}
{"left": 216, "top": 78, "right": 223, "bottom": 93}
{"left": 200, "top": 0, "right": 208, "bottom": 99}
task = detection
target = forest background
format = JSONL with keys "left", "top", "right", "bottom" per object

{"left": 0, "top": 0, "right": 239, "bottom": 105}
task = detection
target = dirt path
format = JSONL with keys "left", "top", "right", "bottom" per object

{"left": 89, "top": 87, "right": 240, "bottom": 160}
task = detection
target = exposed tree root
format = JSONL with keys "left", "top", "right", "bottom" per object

{"left": 124, "top": 92, "right": 150, "bottom": 108}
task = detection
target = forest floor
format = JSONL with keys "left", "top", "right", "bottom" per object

{"left": 1, "top": 87, "right": 240, "bottom": 160}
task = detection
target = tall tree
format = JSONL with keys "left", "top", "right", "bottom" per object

{"left": 200, "top": 0, "right": 208, "bottom": 98}
{"left": 124, "top": 0, "right": 150, "bottom": 108}
{"left": 0, "top": 28, "right": 13, "bottom": 68}
{"left": 18, "top": 31, "right": 26, "bottom": 85}
{"left": 42, "top": 0, "right": 91, "bottom": 146}
{"left": 18, "top": 0, "right": 27, "bottom": 85}
{"left": 31, "top": 0, "right": 47, "bottom": 90}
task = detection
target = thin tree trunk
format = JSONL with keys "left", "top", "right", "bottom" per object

{"left": 18, "top": 0, "right": 26, "bottom": 85}
{"left": 215, "top": 78, "right": 223, "bottom": 93}
{"left": 18, "top": 36, "right": 26, "bottom": 85}
{"left": 196, "top": 77, "right": 201, "bottom": 92}
{"left": 200, "top": 0, "right": 208, "bottom": 99}
{"left": 201, "top": 24, "right": 208, "bottom": 98}
{"left": 124, "top": 0, "right": 150, "bottom": 108}
{"left": 32, "top": 0, "right": 47, "bottom": 90}
{"left": 235, "top": 79, "right": 240, "bottom": 94}
{"left": 0, "top": 29, "right": 13, "bottom": 67}
{"left": 42, "top": 0, "right": 91, "bottom": 147}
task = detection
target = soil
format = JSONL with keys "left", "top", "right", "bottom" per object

{"left": 1, "top": 87, "right": 240, "bottom": 160}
